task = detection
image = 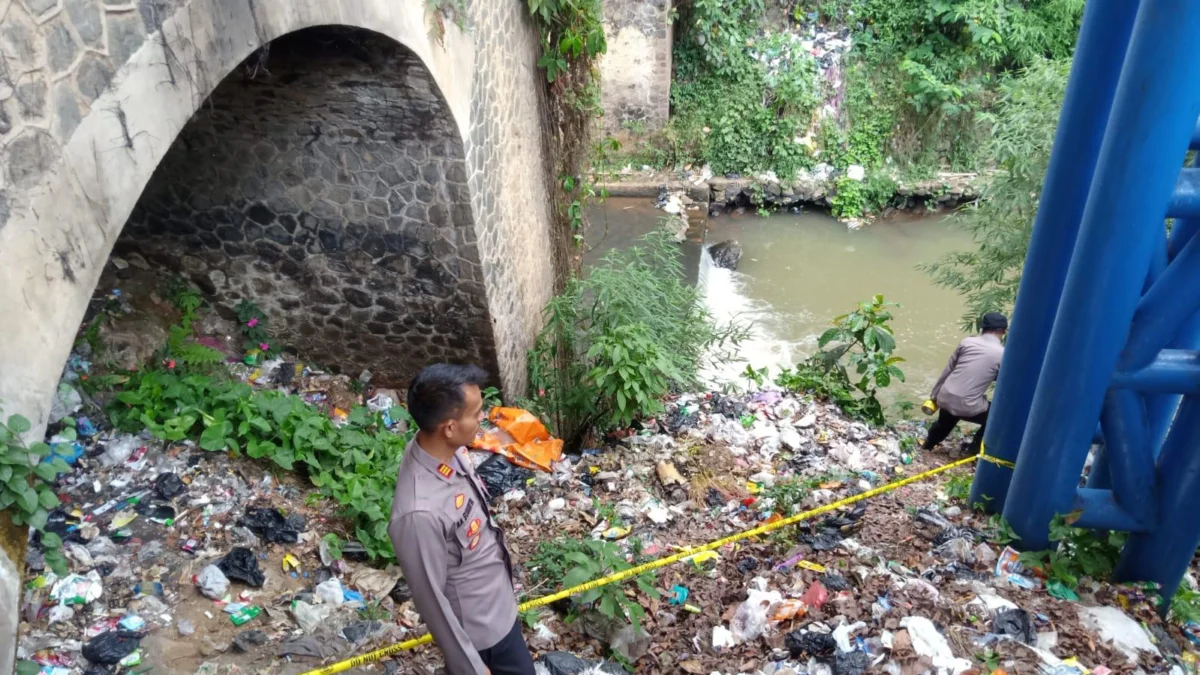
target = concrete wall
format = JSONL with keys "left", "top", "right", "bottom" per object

{"left": 599, "top": 0, "right": 672, "bottom": 134}
{"left": 117, "top": 27, "right": 499, "bottom": 382}
{"left": 0, "top": 0, "right": 556, "bottom": 669}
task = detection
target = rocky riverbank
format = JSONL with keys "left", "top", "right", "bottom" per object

{"left": 600, "top": 168, "right": 988, "bottom": 224}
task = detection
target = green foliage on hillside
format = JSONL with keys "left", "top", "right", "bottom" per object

{"left": 625, "top": 0, "right": 1082, "bottom": 185}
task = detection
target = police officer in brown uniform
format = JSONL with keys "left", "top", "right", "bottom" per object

{"left": 388, "top": 363, "right": 536, "bottom": 675}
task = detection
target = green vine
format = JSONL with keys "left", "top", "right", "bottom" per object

{"left": 525, "top": 0, "right": 608, "bottom": 283}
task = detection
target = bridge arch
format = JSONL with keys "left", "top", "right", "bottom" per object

{"left": 0, "top": 0, "right": 555, "bottom": 432}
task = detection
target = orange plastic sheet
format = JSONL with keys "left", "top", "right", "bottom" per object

{"left": 471, "top": 407, "right": 563, "bottom": 472}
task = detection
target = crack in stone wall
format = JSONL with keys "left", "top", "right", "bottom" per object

{"left": 115, "top": 27, "right": 498, "bottom": 384}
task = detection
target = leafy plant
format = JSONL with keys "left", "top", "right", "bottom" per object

{"left": 985, "top": 514, "right": 1019, "bottom": 545}
{"left": 922, "top": 58, "right": 1070, "bottom": 329}
{"left": 527, "top": 229, "right": 745, "bottom": 450}
{"left": 943, "top": 473, "right": 972, "bottom": 502}
{"left": 322, "top": 532, "right": 345, "bottom": 560}
{"left": 526, "top": 537, "right": 659, "bottom": 630}
{"left": 105, "top": 369, "right": 413, "bottom": 559}
{"left": 1171, "top": 585, "right": 1200, "bottom": 625}
{"left": 1018, "top": 512, "right": 1125, "bottom": 590}
{"left": 482, "top": 387, "right": 503, "bottom": 409}
{"left": 778, "top": 296, "right": 904, "bottom": 425}
{"left": 234, "top": 300, "right": 278, "bottom": 360}
{"left": 0, "top": 411, "right": 71, "bottom": 575}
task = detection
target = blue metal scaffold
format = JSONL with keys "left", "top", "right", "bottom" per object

{"left": 969, "top": 0, "right": 1200, "bottom": 609}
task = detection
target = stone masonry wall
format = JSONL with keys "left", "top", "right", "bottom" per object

{"left": 115, "top": 27, "right": 498, "bottom": 383}
{"left": 598, "top": 0, "right": 671, "bottom": 134}
{"left": 0, "top": 0, "right": 560, "bottom": 666}
{"left": 463, "top": 0, "right": 557, "bottom": 397}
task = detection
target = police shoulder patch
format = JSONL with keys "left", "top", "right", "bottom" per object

{"left": 437, "top": 463, "right": 454, "bottom": 478}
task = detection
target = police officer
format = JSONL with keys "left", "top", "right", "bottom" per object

{"left": 388, "top": 363, "right": 536, "bottom": 675}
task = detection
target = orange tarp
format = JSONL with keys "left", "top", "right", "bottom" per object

{"left": 471, "top": 407, "right": 563, "bottom": 472}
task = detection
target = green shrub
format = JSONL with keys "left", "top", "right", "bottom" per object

{"left": 526, "top": 537, "right": 659, "bottom": 629}
{"left": 0, "top": 411, "right": 71, "bottom": 574}
{"left": 107, "top": 369, "right": 411, "bottom": 559}
{"left": 776, "top": 295, "right": 904, "bottom": 425}
{"left": 527, "top": 229, "right": 744, "bottom": 450}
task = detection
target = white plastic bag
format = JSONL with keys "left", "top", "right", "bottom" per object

{"left": 729, "top": 580, "right": 783, "bottom": 643}
{"left": 196, "top": 565, "right": 229, "bottom": 600}
{"left": 315, "top": 578, "right": 345, "bottom": 605}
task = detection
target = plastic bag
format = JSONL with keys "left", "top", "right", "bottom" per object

{"left": 197, "top": 565, "right": 230, "bottom": 600}
{"left": 993, "top": 608, "right": 1036, "bottom": 645}
{"left": 218, "top": 547, "right": 265, "bottom": 587}
{"left": 802, "top": 580, "right": 830, "bottom": 609}
{"left": 476, "top": 454, "right": 532, "bottom": 503}
{"left": 315, "top": 578, "right": 345, "bottom": 605}
{"left": 100, "top": 436, "right": 140, "bottom": 468}
{"left": 730, "top": 586, "right": 783, "bottom": 643}
{"left": 51, "top": 571, "right": 103, "bottom": 605}
{"left": 82, "top": 630, "right": 141, "bottom": 664}
{"left": 835, "top": 650, "right": 872, "bottom": 675}
{"left": 291, "top": 600, "right": 331, "bottom": 633}
{"left": 153, "top": 473, "right": 186, "bottom": 500}
{"left": 785, "top": 630, "right": 837, "bottom": 658}
{"left": 239, "top": 508, "right": 303, "bottom": 544}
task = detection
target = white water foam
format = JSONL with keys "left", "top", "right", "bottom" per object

{"left": 698, "top": 246, "right": 808, "bottom": 387}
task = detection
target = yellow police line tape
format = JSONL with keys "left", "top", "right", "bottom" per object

{"left": 301, "top": 450, "right": 1009, "bottom": 675}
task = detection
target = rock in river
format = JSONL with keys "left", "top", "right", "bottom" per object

{"left": 708, "top": 240, "right": 743, "bottom": 270}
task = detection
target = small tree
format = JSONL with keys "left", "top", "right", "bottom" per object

{"left": 922, "top": 58, "right": 1071, "bottom": 330}
{"left": 527, "top": 229, "right": 744, "bottom": 450}
{"left": 778, "top": 296, "right": 905, "bottom": 425}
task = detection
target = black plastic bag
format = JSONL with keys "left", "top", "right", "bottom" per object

{"left": 153, "top": 472, "right": 186, "bottom": 500}
{"left": 802, "top": 531, "right": 842, "bottom": 551}
{"left": 476, "top": 454, "right": 532, "bottom": 503}
{"left": 538, "top": 652, "right": 623, "bottom": 675}
{"left": 785, "top": 630, "right": 837, "bottom": 658}
{"left": 993, "top": 608, "right": 1036, "bottom": 645}
{"left": 233, "top": 629, "right": 269, "bottom": 652}
{"left": 834, "top": 649, "right": 872, "bottom": 675}
{"left": 342, "top": 620, "right": 382, "bottom": 643}
{"left": 821, "top": 572, "right": 850, "bottom": 592}
{"left": 737, "top": 557, "right": 759, "bottom": 574}
{"left": 82, "top": 631, "right": 141, "bottom": 664}
{"left": 238, "top": 507, "right": 303, "bottom": 544}
{"left": 218, "top": 546, "right": 266, "bottom": 587}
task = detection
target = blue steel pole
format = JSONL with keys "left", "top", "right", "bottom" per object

{"left": 1115, "top": 396, "right": 1200, "bottom": 612}
{"left": 969, "top": 0, "right": 1141, "bottom": 511}
{"left": 1001, "top": 0, "right": 1200, "bottom": 549}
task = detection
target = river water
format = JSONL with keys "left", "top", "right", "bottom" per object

{"left": 585, "top": 197, "right": 976, "bottom": 403}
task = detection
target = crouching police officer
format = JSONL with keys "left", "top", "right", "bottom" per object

{"left": 388, "top": 363, "right": 535, "bottom": 675}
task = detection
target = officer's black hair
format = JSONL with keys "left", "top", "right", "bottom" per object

{"left": 407, "top": 363, "right": 489, "bottom": 432}
{"left": 980, "top": 312, "right": 1009, "bottom": 334}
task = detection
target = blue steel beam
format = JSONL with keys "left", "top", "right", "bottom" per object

{"left": 1097, "top": 389, "right": 1156, "bottom": 527}
{"left": 1112, "top": 349, "right": 1200, "bottom": 393}
{"left": 1168, "top": 169, "right": 1200, "bottom": 218}
{"left": 1116, "top": 396, "right": 1200, "bottom": 610}
{"left": 1002, "top": 0, "right": 1200, "bottom": 550}
{"left": 969, "top": 0, "right": 1141, "bottom": 512}
{"left": 1120, "top": 224, "right": 1200, "bottom": 371}
{"left": 1073, "top": 489, "right": 1153, "bottom": 533}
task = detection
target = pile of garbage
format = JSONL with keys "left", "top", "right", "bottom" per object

{"left": 15, "top": 278, "right": 1200, "bottom": 675}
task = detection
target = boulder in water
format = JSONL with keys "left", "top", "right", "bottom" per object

{"left": 709, "top": 240, "right": 743, "bottom": 270}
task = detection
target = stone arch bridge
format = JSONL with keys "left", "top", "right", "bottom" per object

{"left": 0, "top": 2, "right": 557, "bottom": 660}
{"left": 0, "top": 0, "right": 559, "bottom": 437}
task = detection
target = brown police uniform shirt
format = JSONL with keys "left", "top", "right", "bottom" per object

{"left": 388, "top": 439, "right": 517, "bottom": 675}
{"left": 930, "top": 333, "right": 1005, "bottom": 417}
